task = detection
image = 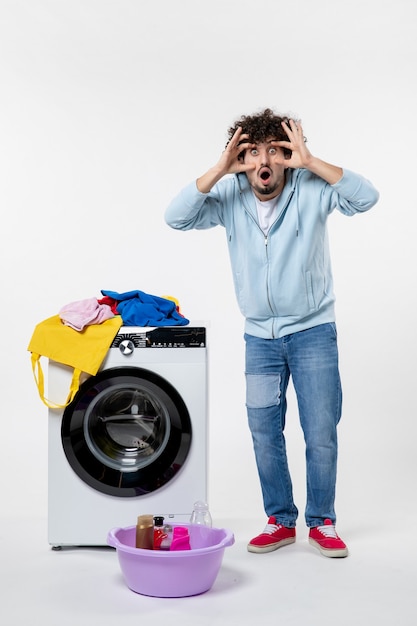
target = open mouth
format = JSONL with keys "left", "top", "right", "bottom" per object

{"left": 259, "top": 168, "right": 271, "bottom": 184}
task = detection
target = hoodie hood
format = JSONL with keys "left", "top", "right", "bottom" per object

{"left": 236, "top": 169, "right": 301, "bottom": 236}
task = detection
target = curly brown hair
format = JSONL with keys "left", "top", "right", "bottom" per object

{"left": 227, "top": 108, "right": 295, "bottom": 157}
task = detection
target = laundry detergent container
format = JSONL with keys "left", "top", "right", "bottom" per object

{"left": 107, "top": 523, "right": 235, "bottom": 597}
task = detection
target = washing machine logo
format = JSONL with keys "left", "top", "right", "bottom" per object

{"left": 119, "top": 339, "right": 135, "bottom": 355}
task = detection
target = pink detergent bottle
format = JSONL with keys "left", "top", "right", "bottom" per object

{"left": 169, "top": 526, "right": 191, "bottom": 551}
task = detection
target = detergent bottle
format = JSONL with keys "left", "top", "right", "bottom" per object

{"left": 135, "top": 514, "right": 154, "bottom": 549}
{"left": 170, "top": 526, "right": 191, "bottom": 551}
{"left": 153, "top": 516, "right": 173, "bottom": 550}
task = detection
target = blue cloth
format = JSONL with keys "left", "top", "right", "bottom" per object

{"left": 101, "top": 290, "right": 189, "bottom": 326}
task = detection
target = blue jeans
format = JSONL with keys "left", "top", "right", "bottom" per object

{"left": 245, "top": 323, "right": 342, "bottom": 528}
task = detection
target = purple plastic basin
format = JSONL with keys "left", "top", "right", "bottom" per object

{"left": 107, "top": 523, "right": 235, "bottom": 597}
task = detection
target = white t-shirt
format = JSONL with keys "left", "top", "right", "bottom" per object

{"left": 253, "top": 192, "right": 280, "bottom": 235}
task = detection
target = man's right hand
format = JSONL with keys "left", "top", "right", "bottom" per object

{"left": 197, "top": 127, "right": 255, "bottom": 193}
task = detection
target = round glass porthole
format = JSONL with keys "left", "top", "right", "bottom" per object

{"left": 61, "top": 367, "right": 192, "bottom": 497}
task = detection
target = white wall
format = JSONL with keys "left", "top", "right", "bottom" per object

{"left": 1, "top": 0, "right": 415, "bottom": 526}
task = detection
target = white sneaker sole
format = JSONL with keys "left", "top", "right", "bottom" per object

{"left": 308, "top": 537, "right": 349, "bottom": 558}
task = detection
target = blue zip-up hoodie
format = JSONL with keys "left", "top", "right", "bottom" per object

{"left": 165, "top": 168, "right": 379, "bottom": 339}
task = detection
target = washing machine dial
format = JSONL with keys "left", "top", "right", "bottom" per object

{"left": 119, "top": 339, "right": 135, "bottom": 355}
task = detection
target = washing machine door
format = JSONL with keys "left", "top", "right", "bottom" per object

{"left": 61, "top": 367, "right": 192, "bottom": 497}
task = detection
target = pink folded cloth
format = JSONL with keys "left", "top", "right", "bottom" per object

{"left": 59, "top": 297, "right": 115, "bottom": 331}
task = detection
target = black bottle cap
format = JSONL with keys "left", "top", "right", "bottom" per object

{"left": 153, "top": 516, "right": 165, "bottom": 526}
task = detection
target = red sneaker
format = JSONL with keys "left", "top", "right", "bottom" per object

{"left": 247, "top": 516, "right": 296, "bottom": 553}
{"left": 308, "top": 519, "right": 349, "bottom": 558}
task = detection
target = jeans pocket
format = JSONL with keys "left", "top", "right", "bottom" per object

{"left": 328, "top": 322, "right": 337, "bottom": 339}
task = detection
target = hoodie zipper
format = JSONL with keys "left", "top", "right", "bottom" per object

{"left": 238, "top": 181, "right": 297, "bottom": 335}
{"left": 238, "top": 189, "right": 277, "bottom": 320}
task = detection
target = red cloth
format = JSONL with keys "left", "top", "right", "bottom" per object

{"left": 98, "top": 296, "right": 119, "bottom": 315}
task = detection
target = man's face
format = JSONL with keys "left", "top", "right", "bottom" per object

{"left": 242, "top": 138, "right": 288, "bottom": 201}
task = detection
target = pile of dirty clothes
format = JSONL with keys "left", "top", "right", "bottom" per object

{"left": 59, "top": 289, "right": 189, "bottom": 331}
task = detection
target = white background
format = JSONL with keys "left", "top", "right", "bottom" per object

{"left": 1, "top": 0, "right": 416, "bottom": 533}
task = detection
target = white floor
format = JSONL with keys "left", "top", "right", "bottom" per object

{"left": 2, "top": 514, "right": 416, "bottom": 626}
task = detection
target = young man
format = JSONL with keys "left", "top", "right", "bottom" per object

{"left": 165, "top": 108, "right": 379, "bottom": 558}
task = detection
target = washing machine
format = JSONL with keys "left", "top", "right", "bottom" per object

{"left": 48, "top": 325, "right": 208, "bottom": 548}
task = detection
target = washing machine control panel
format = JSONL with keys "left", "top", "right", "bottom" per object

{"left": 111, "top": 326, "right": 206, "bottom": 349}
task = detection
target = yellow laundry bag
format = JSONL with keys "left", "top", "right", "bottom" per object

{"left": 28, "top": 314, "right": 123, "bottom": 409}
